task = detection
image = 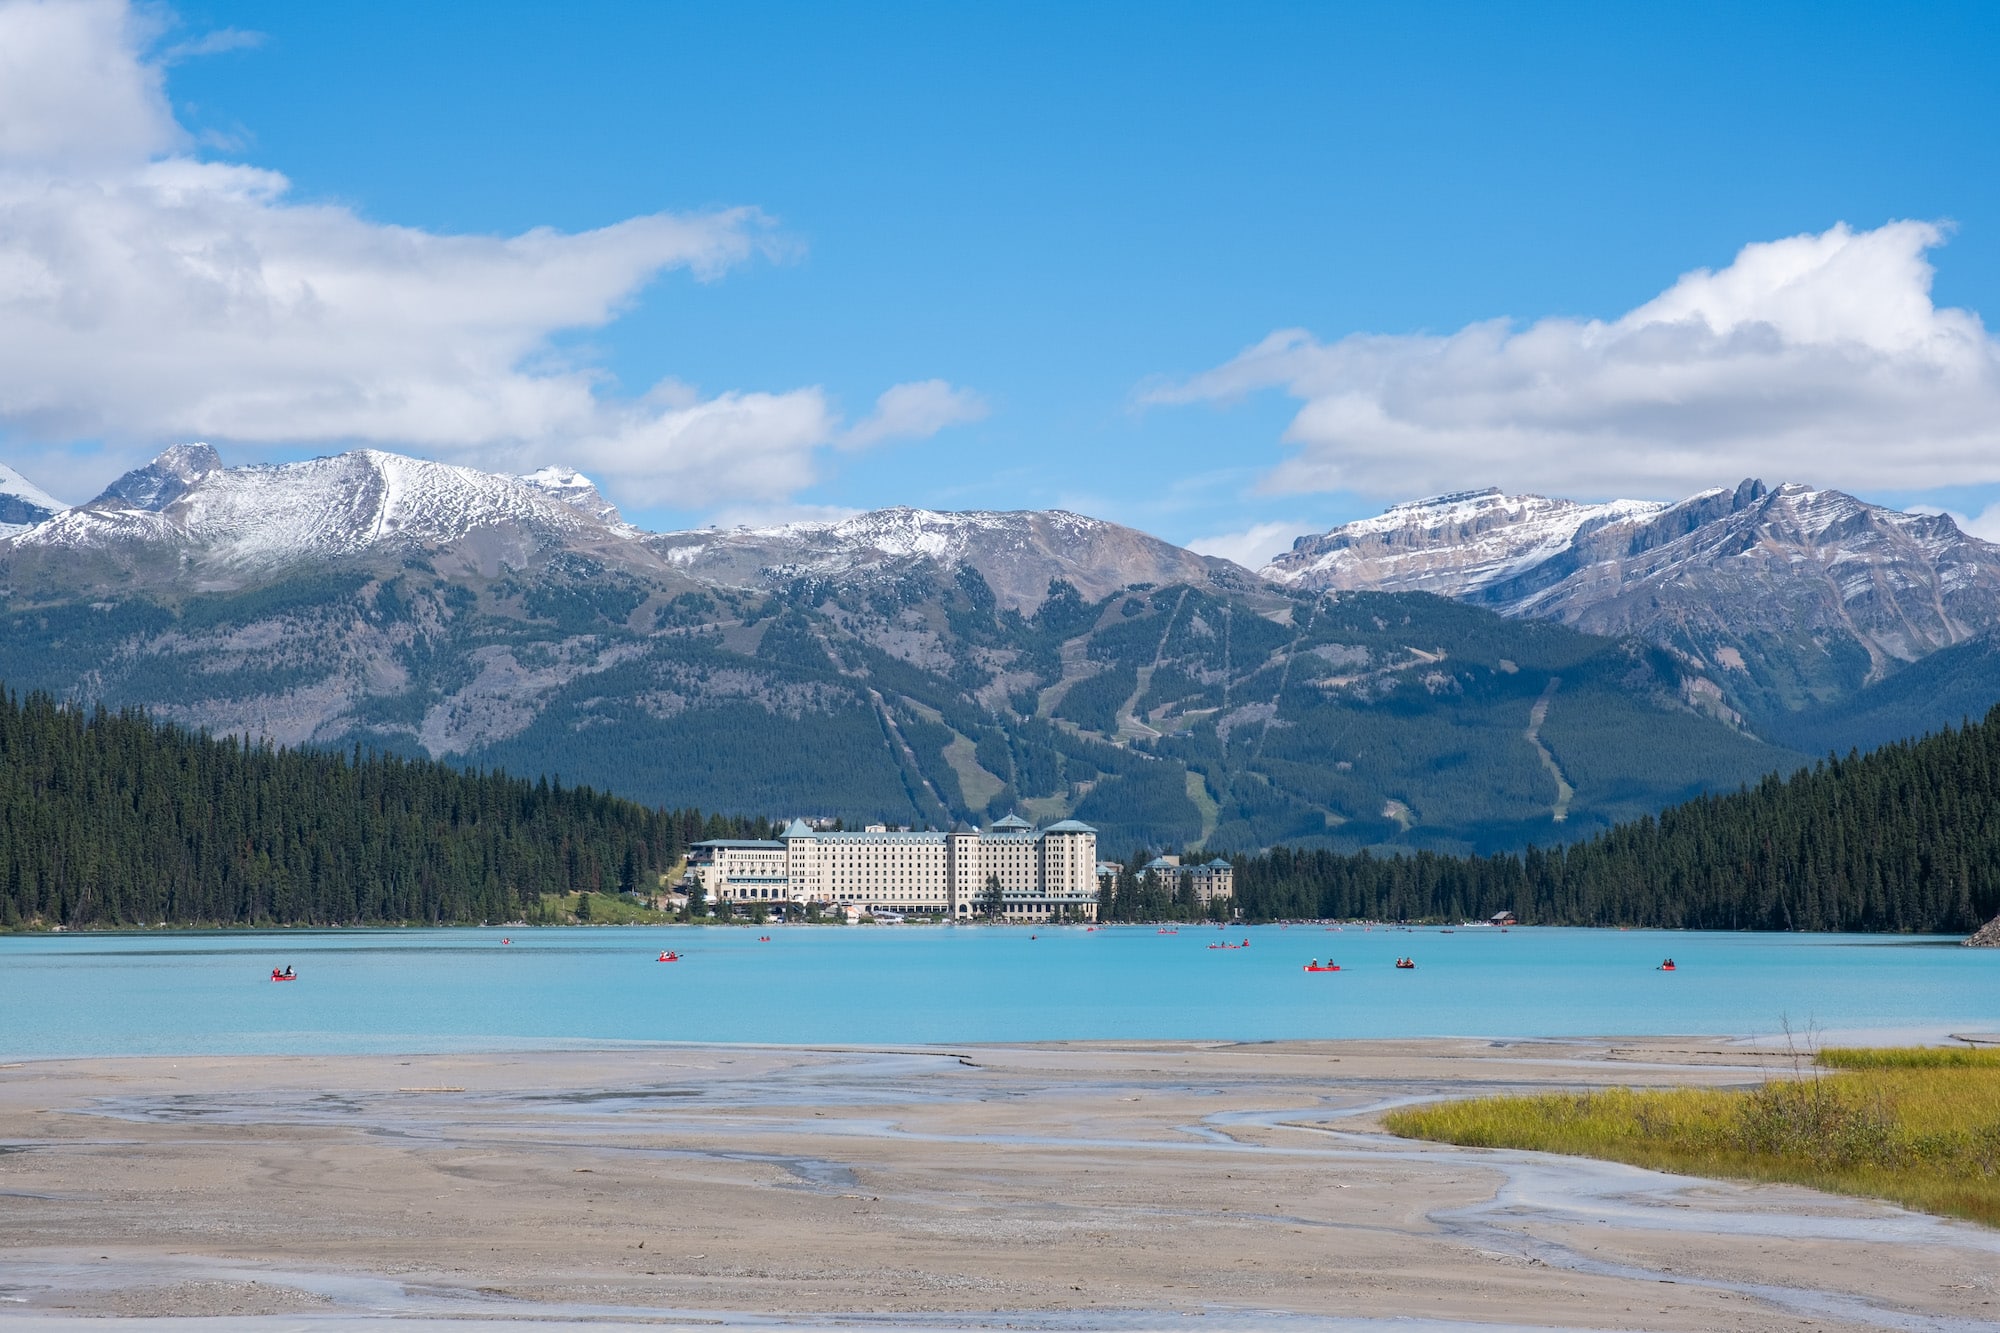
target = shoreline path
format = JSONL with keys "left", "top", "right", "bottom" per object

{"left": 1, "top": 1039, "right": 1996, "bottom": 1331}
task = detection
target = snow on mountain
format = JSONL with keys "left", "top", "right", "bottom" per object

{"left": 0, "top": 461, "right": 68, "bottom": 535}
{"left": 13, "top": 446, "right": 626, "bottom": 573}
{"left": 653, "top": 505, "right": 1243, "bottom": 609}
{"left": 1474, "top": 480, "right": 2000, "bottom": 663}
{"left": 1, "top": 447, "right": 1234, "bottom": 612}
{"left": 1262, "top": 488, "right": 1666, "bottom": 594}
{"left": 1262, "top": 478, "right": 2000, "bottom": 717}
{"left": 516, "top": 465, "right": 628, "bottom": 529}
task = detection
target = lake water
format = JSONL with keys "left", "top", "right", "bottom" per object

{"left": 2, "top": 924, "right": 1996, "bottom": 1058}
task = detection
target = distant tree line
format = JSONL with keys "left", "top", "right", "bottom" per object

{"left": 0, "top": 690, "right": 766, "bottom": 928}
{"left": 1232, "top": 705, "right": 2000, "bottom": 933}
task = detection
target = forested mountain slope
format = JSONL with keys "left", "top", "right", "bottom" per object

{"left": 0, "top": 564, "right": 1791, "bottom": 857}
{"left": 1236, "top": 705, "right": 2000, "bottom": 934}
{"left": 1761, "top": 632, "right": 2000, "bottom": 760}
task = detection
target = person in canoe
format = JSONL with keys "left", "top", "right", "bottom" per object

{"left": 1658, "top": 958, "right": 1676, "bottom": 971}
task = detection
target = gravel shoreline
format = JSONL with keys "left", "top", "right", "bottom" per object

{"left": 2, "top": 1039, "right": 1996, "bottom": 1330}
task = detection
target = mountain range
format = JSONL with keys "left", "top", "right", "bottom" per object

{"left": 1265, "top": 481, "right": 2000, "bottom": 734}
{"left": 2, "top": 446, "right": 1995, "bottom": 856}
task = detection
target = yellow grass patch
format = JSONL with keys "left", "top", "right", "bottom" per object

{"left": 1384, "top": 1050, "right": 2000, "bottom": 1227}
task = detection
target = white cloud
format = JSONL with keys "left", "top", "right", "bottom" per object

{"left": 841, "top": 379, "right": 989, "bottom": 449}
{"left": 0, "top": 0, "right": 980, "bottom": 511}
{"left": 703, "top": 500, "right": 865, "bottom": 530}
{"left": 158, "top": 27, "right": 263, "bottom": 64}
{"left": 573, "top": 388, "right": 840, "bottom": 507}
{"left": 0, "top": 0, "right": 177, "bottom": 165}
{"left": 1186, "top": 520, "right": 1301, "bottom": 571}
{"left": 1149, "top": 221, "right": 2000, "bottom": 500}
{"left": 1962, "top": 507, "right": 2000, "bottom": 543}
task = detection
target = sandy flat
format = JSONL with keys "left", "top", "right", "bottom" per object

{"left": 0, "top": 1038, "right": 1996, "bottom": 1331}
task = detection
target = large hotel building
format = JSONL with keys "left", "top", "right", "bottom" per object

{"left": 687, "top": 815, "right": 1100, "bottom": 922}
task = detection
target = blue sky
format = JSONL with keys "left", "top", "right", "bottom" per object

{"left": 3, "top": 1, "right": 1999, "bottom": 562}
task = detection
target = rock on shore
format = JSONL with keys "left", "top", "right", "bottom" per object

{"left": 1964, "top": 914, "right": 2000, "bottom": 946}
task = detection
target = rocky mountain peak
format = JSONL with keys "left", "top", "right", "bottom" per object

{"left": 1267, "top": 474, "right": 2000, "bottom": 721}
{"left": 652, "top": 504, "right": 1247, "bottom": 610}
{"left": 1263, "top": 487, "right": 1666, "bottom": 595}
{"left": 91, "top": 442, "right": 223, "bottom": 512}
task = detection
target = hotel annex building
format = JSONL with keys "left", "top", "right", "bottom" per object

{"left": 687, "top": 814, "right": 1100, "bottom": 922}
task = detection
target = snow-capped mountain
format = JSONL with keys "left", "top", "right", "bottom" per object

{"left": 0, "top": 440, "right": 1272, "bottom": 646}
{"left": 0, "top": 444, "right": 1911, "bottom": 854}
{"left": 1267, "top": 479, "right": 2000, "bottom": 720}
{"left": 653, "top": 506, "right": 1247, "bottom": 609}
{"left": 9, "top": 441, "right": 1993, "bottom": 766}
{"left": 1263, "top": 488, "right": 1666, "bottom": 594}
{"left": 7, "top": 445, "right": 644, "bottom": 585}
{"left": 2, "top": 446, "right": 1226, "bottom": 609}
{"left": 1477, "top": 479, "right": 2000, "bottom": 662}
{"left": 517, "top": 465, "right": 629, "bottom": 528}
{"left": 0, "top": 461, "right": 67, "bottom": 535}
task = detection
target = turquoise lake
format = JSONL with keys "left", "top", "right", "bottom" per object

{"left": 2, "top": 924, "right": 1995, "bottom": 1058}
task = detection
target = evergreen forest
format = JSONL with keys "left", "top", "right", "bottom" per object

{"left": 0, "top": 690, "right": 761, "bottom": 929}
{"left": 1223, "top": 705, "right": 2000, "bottom": 934}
